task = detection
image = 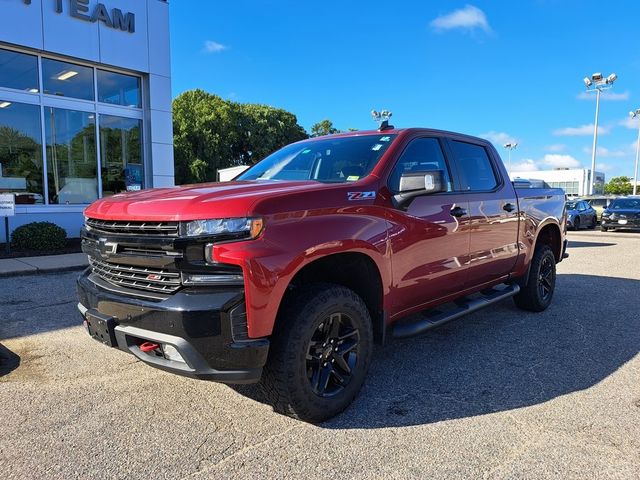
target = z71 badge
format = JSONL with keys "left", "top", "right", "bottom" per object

{"left": 347, "top": 191, "right": 376, "bottom": 201}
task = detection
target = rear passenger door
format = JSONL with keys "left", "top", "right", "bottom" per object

{"left": 445, "top": 138, "right": 520, "bottom": 287}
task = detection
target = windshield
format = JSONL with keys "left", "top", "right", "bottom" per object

{"left": 609, "top": 199, "right": 640, "bottom": 210}
{"left": 237, "top": 134, "right": 397, "bottom": 183}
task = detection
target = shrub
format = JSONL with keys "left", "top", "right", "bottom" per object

{"left": 11, "top": 222, "right": 67, "bottom": 251}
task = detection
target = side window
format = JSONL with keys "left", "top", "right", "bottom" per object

{"left": 450, "top": 140, "right": 498, "bottom": 191}
{"left": 578, "top": 202, "right": 587, "bottom": 211}
{"left": 388, "top": 138, "right": 452, "bottom": 193}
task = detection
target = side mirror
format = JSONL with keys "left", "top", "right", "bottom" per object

{"left": 394, "top": 170, "right": 445, "bottom": 209}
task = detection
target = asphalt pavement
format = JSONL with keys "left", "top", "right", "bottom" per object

{"left": 1, "top": 230, "right": 639, "bottom": 479}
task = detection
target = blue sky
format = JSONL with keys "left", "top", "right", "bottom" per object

{"left": 170, "top": 1, "right": 640, "bottom": 179}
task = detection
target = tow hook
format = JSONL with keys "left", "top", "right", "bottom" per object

{"left": 139, "top": 341, "right": 161, "bottom": 353}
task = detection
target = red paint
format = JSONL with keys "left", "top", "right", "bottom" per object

{"left": 84, "top": 128, "right": 566, "bottom": 339}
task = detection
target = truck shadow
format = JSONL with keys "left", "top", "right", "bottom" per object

{"left": 0, "top": 343, "right": 20, "bottom": 377}
{"left": 234, "top": 274, "right": 640, "bottom": 428}
{"left": 568, "top": 241, "right": 616, "bottom": 248}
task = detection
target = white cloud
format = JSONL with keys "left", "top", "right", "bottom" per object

{"left": 203, "top": 40, "right": 228, "bottom": 53}
{"left": 596, "top": 163, "right": 613, "bottom": 172}
{"left": 545, "top": 144, "right": 566, "bottom": 152}
{"left": 553, "top": 124, "right": 610, "bottom": 136}
{"left": 541, "top": 154, "right": 582, "bottom": 169}
{"left": 581, "top": 146, "right": 626, "bottom": 158}
{"left": 577, "top": 90, "right": 630, "bottom": 101}
{"left": 478, "top": 130, "right": 517, "bottom": 146}
{"left": 511, "top": 159, "right": 538, "bottom": 172}
{"left": 620, "top": 116, "right": 639, "bottom": 129}
{"left": 430, "top": 5, "right": 491, "bottom": 33}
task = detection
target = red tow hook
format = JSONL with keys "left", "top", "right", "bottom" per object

{"left": 139, "top": 341, "right": 160, "bottom": 353}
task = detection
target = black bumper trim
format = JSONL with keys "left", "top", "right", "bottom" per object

{"left": 114, "top": 324, "right": 265, "bottom": 383}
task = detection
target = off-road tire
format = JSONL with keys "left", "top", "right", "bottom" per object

{"left": 513, "top": 245, "right": 556, "bottom": 312}
{"left": 260, "top": 283, "right": 373, "bottom": 423}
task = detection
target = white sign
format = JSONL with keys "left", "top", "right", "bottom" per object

{"left": 0, "top": 194, "right": 16, "bottom": 217}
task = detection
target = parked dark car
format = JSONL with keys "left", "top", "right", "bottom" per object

{"left": 601, "top": 197, "right": 640, "bottom": 231}
{"left": 566, "top": 200, "right": 597, "bottom": 230}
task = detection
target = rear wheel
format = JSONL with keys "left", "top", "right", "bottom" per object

{"left": 260, "top": 284, "right": 373, "bottom": 423}
{"left": 589, "top": 216, "right": 597, "bottom": 229}
{"left": 514, "top": 245, "right": 556, "bottom": 312}
{"left": 573, "top": 217, "right": 580, "bottom": 230}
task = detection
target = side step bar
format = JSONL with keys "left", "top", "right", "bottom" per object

{"left": 392, "top": 284, "right": 520, "bottom": 338}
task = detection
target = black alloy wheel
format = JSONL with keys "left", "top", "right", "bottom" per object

{"left": 261, "top": 283, "right": 373, "bottom": 422}
{"left": 306, "top": 312, "right": 360, "bottom": 397}
{"left": 537, "top": 255, "right": 554, "bottom": 302}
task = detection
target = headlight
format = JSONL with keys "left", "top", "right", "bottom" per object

{"left": 182, "top": 217, "right": 264, "bottom": 239}
{"left": 601, "top": 211, "right": 610, "bottom": 217}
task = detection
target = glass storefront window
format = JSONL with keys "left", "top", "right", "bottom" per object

{"left": 45, "top": 107, "right": 97, "bottom": 204}
{"left": 0, "top": 49, "right": 39, "bottom": 93}
{"left": 97, "top": 70, "right": 141, "bottom": 108}
{"left": 0, "top": 101, "right": 44, "bottom": 204}
{"left": 99, "top": 115, "right": 143, "bottom": 196}
{"left": 42, "top": 58, "right": 94, "bottom": 101}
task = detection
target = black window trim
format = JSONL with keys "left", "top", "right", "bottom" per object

{"left": 442, "top": 136, "right": 504, "bottom": 194}
{"left": 385, "top": 135, "right": 461, "bottom": 195}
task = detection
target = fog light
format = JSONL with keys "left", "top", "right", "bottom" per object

{"left": 162, "top": 344, "right": 186, "bottom": 363}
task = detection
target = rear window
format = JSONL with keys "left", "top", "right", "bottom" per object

{"left": 450, "top": 140, "right": 498, "bottom": 191}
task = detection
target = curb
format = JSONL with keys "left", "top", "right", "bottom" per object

{"left": 0, "top": 264, "right": 88, "bottom": 278}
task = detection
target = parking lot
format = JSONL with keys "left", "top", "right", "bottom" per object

{"left": 1, "top": 229, "right": 639, "bottom": 479}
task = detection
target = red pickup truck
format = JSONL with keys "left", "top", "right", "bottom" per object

{"left": 77, "top": 127, "right": 567, "bottom": 422}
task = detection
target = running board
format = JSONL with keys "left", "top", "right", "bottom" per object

{"left": 392, "top": 284, "right": 520, "bottom": 338}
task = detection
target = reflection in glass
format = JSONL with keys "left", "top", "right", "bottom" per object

{"left": 97, "top": 70, "right": 141, "bottom": 107}
{"left": 45, "top": 108, "right": 97, "bottom": 204}
{"left": 99, "top": 115, "right": 143, "bottom": 196}
{"left": 0, "top": 101, "right": 44, "bottom": 204}
{"left": 0, "top": 49, "right": 39, "bottom": 93}
{"left": 42, "top": 58, "right": 94, "bottom": 101}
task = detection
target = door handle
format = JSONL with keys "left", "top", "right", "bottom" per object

{"left": 503, "top": 203, "right": 517, "bottom": 213}
{"left": 450, "top": 206, "right": 467, "bottom": 217}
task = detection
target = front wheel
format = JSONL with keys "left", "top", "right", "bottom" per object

{"left": 514, "top": 245, "right": 557, "bottom": 312}
{"left": 601, "top": 225, "right": 608, "bottom": 232}
{"left": 260, "top": 284, "right": 373, "bottom": 423}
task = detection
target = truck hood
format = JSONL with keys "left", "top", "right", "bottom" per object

{"left": 84, "top": 180, "right": 330, "bottom": 221}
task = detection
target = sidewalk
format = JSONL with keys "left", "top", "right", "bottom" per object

{"left": 0, "top": 253, "right": 88, "bottom": 277}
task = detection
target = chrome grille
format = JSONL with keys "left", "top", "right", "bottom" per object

{"left": 89, "top": 257, "right": 181, "bottom": 294}
{"left": 86, "top": 218, "right": 179, "bottom": 236}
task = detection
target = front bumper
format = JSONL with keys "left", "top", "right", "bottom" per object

{"left": 76, "top": 269, "right": 269, "bottom": 383}
{"left": 601, "top": 218, "right": 640, "bottom": 230}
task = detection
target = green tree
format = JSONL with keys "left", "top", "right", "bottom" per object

{"left": 310, "top": 119, "right": 340, "bottom": 137}
{"left": 604, "top": 176, "right": 633, "bottom": 195}
{"left": 172, "top": 89, "right": 307, "bottom": 184}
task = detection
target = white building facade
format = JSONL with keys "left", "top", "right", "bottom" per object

{"left": 0, "top": 0, "right": 174, "bottom": 238}
{"left": 510, "top": 168, "right": 605, "bottom": 196}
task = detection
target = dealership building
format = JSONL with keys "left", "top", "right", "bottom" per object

{"left": 0, "top": 0, "right": 174, "bottom": 239}
{"left": 510, "top": 168, "right": 605, "bottom": 196}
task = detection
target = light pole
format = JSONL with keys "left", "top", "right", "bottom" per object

{"left": 503, "top": 142, "right": 518, "bottom": 174}
{"left": 583, "top": 72, "right": 618, "bottom": 194}
{"left": 630, "top": 109, "right": 640, "bottom": 196}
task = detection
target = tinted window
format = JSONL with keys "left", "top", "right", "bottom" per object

{"left": 99, "top": 115, "right": 143, "bottom": 196}
{"left": 0, "top": 100, "right": 44, "bottom": 203}
{"left": 42, "top": 58, "right": 94, "bottom": 101}
{"left": 0, "top": 48, "right": 39, "bottom": 92}
{"left": 237, "top": 135, "right": 397, "bottom": 183}
{"left": 45, "top": 107, "right": 97, "bottom": 204}
{"left": 389, "top": 137, "right": 452, "bottom": 193}
{"left": 609, "top": 199, "right": 640, "bottom": 210}
{"left": 97, "top": 70, "right": 141, "bottom": 107}
{"left": 450, "top": 140, "right": 498, "bottom": 191}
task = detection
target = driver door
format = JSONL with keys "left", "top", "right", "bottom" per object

{"left": 386, "top": 137, "right": 470, "bottom": 316}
